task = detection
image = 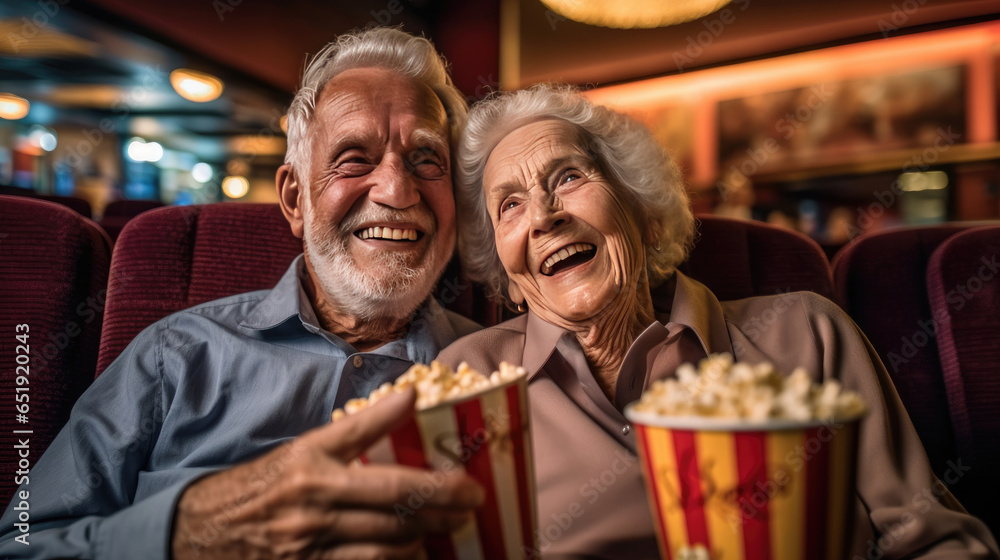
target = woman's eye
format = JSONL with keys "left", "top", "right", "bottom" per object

{"left": 500, "top": 199, "right": 520, "bottom": 214}
{"left": 558, "top": 170, "right": 583, "bottom": 185}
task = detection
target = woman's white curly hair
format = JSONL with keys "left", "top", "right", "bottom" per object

{"left": 284, "top": 27, "right": 468, "bottom": 172}
{"left": 456, "top": 84, "right": 695, "bottom": 305}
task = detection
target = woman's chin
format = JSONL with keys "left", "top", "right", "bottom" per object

{"left": 534, "top": 290, "right": 618, "bottom": 326}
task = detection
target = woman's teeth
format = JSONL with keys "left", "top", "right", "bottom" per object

{"left": 358, "top": 227, "right": 418, "bottom": 240}
{"left": 541, "top": 243, "right": 595, "bottom": 275}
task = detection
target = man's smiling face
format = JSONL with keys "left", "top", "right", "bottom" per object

{"left": 299, "top": 67, "right": 456, "bottom": 319}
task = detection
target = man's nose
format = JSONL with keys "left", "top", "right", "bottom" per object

{"left": 529, "top": 193, "right": 568, "bottom": 236}
{"left": 367, "top": 154, "right": 420, "bottom": 209}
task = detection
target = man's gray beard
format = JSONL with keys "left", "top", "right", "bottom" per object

{"left": 303, "top": 221, "right": 441, "bottom": 323}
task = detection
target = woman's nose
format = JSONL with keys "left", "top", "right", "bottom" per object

{"left": 529, "top": 193, "right": 568, "bottom": 235}
{"left": 367, "top": 154, "right": 420, "bottom": 209}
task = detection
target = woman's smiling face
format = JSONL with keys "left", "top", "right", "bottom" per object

{"left": 482, "top": 119, "right": 648, "bottom": 324}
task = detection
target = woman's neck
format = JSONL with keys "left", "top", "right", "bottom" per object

{"left": 569, "top": 280, "right": 656, "bottom": 402}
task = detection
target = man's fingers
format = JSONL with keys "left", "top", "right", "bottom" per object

{"left": 319, "top": 387, "right": 418, "bottom": 461}
{"left": 328, "top": 464, "right": 485, "bottom": 511}
{"left": 322, "top": 539, "right": 426, "bottom": 560}
{"left": 283, "top": 507, "right": 473, "bottom": 543}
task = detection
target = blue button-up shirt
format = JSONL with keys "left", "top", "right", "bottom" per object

{"left": 0, "top": 255, "right": 480, "bottom": 559}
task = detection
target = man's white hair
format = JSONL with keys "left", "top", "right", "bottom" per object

{"left": 456, "top": 84, "right": 695, "bottom": 305}
{"left": 284, "top": 27, "right": 468, "bottom": 172}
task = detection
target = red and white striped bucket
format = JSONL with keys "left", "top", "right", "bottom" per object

{"left": 361, "top": 376, "right": 537, "bottom": 560}
{"left": 625, "top": 407, "right": 864, "bottom": 560}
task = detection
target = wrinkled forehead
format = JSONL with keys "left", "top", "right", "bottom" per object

{"left": 316, "top": 67, "right": 449, "bottom": 133}
{"left": 484, "top": 118, "right": 593, "bottom": 179}
{"left": 494, "top": 118, "right": 588, "bottom": 155}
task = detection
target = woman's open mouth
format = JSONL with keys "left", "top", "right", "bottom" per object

{"left": 355, "top": 226, "right": 423, "bottom": 241}
{"left": 540, "top": 243, "right": 596, "bottom": 276}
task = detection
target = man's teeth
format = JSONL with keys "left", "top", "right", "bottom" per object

{"left": 359, "top": 227, "right": 418, "bottom": 241}
{"left": 541, "top": 243, "right": 594, "bottom": 275}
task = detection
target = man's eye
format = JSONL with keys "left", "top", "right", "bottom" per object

{"left": 336, "top": 159, "right": 375, "bottom": 177}
{"left": 408, "top": 149, "right": 446, "bottom": 179}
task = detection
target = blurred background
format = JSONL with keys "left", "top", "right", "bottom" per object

{"left": 0, "top": 0, "right": 997, "bottom": 255}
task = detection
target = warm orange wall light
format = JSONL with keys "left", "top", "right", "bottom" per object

{"left": 0, "top": 93, "right": 30, "bottom": 120}
{"left": 541, "top": 0, "right": 733, "bottom": 28}
{"left": 584, "top": 21, "right": 1000, "bottom": 186}
{"left": 170, "top": 69, "right": 224, "bottom": 102}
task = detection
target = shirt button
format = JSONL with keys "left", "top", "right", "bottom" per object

{"left": 353, "top": 355, "right": 363, "bottom": 368}
{"left": 622, "top": 424, "right": 631, "bottom": 436}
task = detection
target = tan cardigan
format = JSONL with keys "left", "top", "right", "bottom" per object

{"left": 438, "top": 272, "right": 998, "bottom": 559}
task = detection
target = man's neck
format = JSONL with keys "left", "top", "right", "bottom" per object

{"left": 301, "top": 266, "right": 413, "bottom": 352}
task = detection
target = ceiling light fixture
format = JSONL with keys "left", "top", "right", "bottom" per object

{"left": 222, "top": 175, "right": 249, "bottom": 199}
{"left": 170, "top": 69, "right": 224, "bottom": 102}
{"left": 0, "top": 93, "right": 29, "bottom": 120}
{"left": 127, "top": 137, "right": 164, "bottom": 163}
{"left": 540, "top": 0, "right": 733, "bottom": 28}
{"left": 192, "top": 162, "right": 212, "bottom": 183}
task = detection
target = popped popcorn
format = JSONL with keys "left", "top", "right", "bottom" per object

{"left": 631, "top": 353, "right": 866, "bottom": 421}
{"left": 331, "top": 361, "right": 526, "bottom": 420}
{"left": 677, "top": 544, "right": 711, "bottom": 560}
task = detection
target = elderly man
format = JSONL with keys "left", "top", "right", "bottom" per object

{"left": 0, "top": 28, "right": 483, "bottom": 559}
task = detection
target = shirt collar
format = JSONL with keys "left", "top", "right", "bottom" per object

{"left": 663, "top": 271, "right": 733, "bottom": 355}
{"left": 240, "top": 254, "right": 457, "bottom": 361}
{"left": 397, "top": 297, "right": 461, "bottom": 364}
{"left": 519, "top": 270, "right": 733, "bottom": 379}
{"left": 241, "top": 254, "right": 311, "bottom": 332}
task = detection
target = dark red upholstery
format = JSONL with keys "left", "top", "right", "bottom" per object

{"left": 98, "top": 200, "right": 165, "bottom": 243}
{"left": 36, "top": 195, "right": 92, "bottom": 219}
{"left": 0, "top": 191, "right": 92, "bottom": 219}
{"left": 97, "top": 203, "right": 301, "bottom": 375}
{"left": 101, "top": 199, "right": 165, "bottom": 217}
{"left": 97, "top": 203, "right": 499, "bottom": 375}
{"left": 0, "top": 196, "right": 112, "bottom": 510}
{"left": 926, "top": 226, "right": 1000, "bottom": 533}
{"left": 679, "top": 215, "right": 833, "bottom": 301}
{"left": 831, "top": 225, "right": 969, "bottom": 480}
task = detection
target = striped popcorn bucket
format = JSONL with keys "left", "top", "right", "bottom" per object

{"left": 360, "top": 376, "right": 537, "bottom": 560}
{"left": 624, "top": 407, "right": 864, "bottom": 560}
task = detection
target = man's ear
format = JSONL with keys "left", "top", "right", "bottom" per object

{"left": 276, "top": 164, "right": 305, "bottom": 239}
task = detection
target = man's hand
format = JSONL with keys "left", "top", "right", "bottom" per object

{"left": 171, "top": 388, "right": 484, "bottom": 559}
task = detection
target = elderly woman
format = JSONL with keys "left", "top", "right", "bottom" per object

{"left": 437, "top": 85, "right": 998, "bottom": 559}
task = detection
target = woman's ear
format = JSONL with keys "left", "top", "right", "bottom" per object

{"left": 276, "top": 164, "right": 305, "bottom": 239}
{"left": 508, "top": 282, "right": 525, "bottom": 306}
{"left": 643, "top": 217, "right": 664, "bottom": 249}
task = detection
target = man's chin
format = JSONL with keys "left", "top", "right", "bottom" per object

{"left": 303, "top": 235, "right": 448, "bottom": 316}
{"left": 317, "top": 263, "right": 438, "bottom": 321}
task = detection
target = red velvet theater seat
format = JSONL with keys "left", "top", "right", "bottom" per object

{"left": 98, "top": 200, "right": 164, "bottom": 243}
{"left": 679, "top": 215, "right": 834, "bottom": 301}
{"left": 97, "top": 203, "right": 302, "bottom": 375}
{"left": 36, "top": 195, "right": 93, "bottom": 219}
{"left": 831, "top": 225, "right": 970, "bottom": 482}
{"left": 97, "top": 203, "right": 498, "bottom": 375}
{"left": 0, "top": 196, "right": 112, "bottom": 510}
{"left": 927, "top": 226, "right": 1000, "bottom": 534}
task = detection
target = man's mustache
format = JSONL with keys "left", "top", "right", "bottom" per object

{"left": 337, "top": 206, "right": 437, "bottom": 237}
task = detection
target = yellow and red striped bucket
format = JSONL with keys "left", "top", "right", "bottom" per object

{"left": 625, "top": 408, "right": 863, "bottom": 560}
{"left": 361, "top": 376, "right": 537, "bottom": 560}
